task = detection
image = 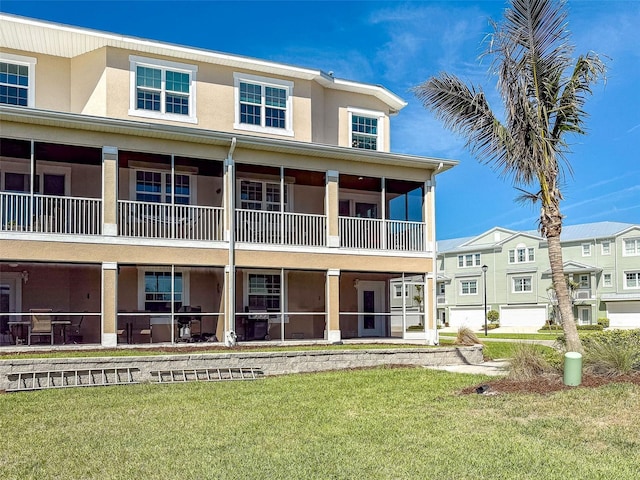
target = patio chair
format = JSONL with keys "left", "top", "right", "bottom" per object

{"left": 66, "top": 315, "right": 84, "bottom": 343}
{"left": 28, "top": 309, "right": 54, "bottom": 345}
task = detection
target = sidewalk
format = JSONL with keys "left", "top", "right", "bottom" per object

{"left": 424, "top": 360, "right": 510, "bottom": 376}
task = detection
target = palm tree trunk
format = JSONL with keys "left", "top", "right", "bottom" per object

{"left": 545, "top": 224, "right": 582, "bottom": 353}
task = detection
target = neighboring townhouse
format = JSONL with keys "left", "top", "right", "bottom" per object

{"left": 0, "top": 14, "right": 457, "bottom": 348}
{"left": 436, "top": 222, "right": 640, "bottom": 331}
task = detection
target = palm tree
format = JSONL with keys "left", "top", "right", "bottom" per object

{"left": 414, "top": 0, "right": 605, "bottom": 353}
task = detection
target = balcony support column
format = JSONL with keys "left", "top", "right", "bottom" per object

{"left": 326, "top": 170, "right": 340, "bottom": 248}
{"left": 325, "top": 269, "right": 341, "bottom": 342}
{"left": 102, "top": 146, "right": 118, "bottom": 236}
{"left": 101, "top": 262, "right": 118, "bottom": 347}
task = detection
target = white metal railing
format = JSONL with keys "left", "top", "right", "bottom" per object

{"left": 236, "top": 209, "right": 326, "bottom": 247}
{"left": 0, "top": 191, "right": 102, "bottom": 235}
{"left": 386, "top": 219, "right": 425, "bottom": 252}
{"left": 339, "top": 217, "right": 426, "bottom": 251}
{"left": 118, "top": 200, "right": 223, "bottom": 241}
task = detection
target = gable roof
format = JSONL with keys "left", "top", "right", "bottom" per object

{"left": 0, "top": 13, "right": 407, "bottom": 112}
{"left": 438, "top": 221, "right": 638, "bottom": 254}
{"left": 542, "top": 260, "right": 602, "bottom": 275}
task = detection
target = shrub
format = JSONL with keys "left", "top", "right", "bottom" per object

{"left": 597, "top": 317, "right": 610, "bottom": 328}
{"left": 455, "top": 326, "right": 481, "bottom": 346}
{"left": 577, "top": 324, "right": 604, "bottom": 331}
{"left": 507, "top": 343, "right": 554, "bottom": 380}
{"left": 487, "top": 309, "right": 499, "bottom": 325}
{"left": 584, "top": 341, "right": 639, "bottom": 376}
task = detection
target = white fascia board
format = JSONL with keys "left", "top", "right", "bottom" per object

{"left": 0, "top": 13, "right": 407, "bottom": 112}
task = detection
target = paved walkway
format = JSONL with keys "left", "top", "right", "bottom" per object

{"left": 424, "top": 360, "right": 510, "bottom": 376}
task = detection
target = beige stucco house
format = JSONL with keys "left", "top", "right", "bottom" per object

{"left": 0, "top": 14, "right": 456, "bottom": 348}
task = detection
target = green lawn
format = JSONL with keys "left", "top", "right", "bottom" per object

{"left": 439, "top": 332, "right": 560, "bottom": 340}
{"left": 1, "top": 367, "right": 638, "bottom": 479}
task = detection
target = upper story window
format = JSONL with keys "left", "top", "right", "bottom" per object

{"left": 582, "top": 243, "right": 592, "bottom": 257}
{"left": 624, "top": 238, "right": 640, "bottom": 256}
{"left": 460, "top": 280, "right": 477, "bottom": 295}
{"left": 234, "top": 73, "right": 293, "bottom": 136}
{"left": 239, "top": 179, "right": 289, "bottom": 211}
{"left": 512, "top": 276, "right": 532, "bottom": 293}
{"left": 508, "top": 245, "right": 534, "bottom": 264}
{"left": 601, "top": 241, "right": 611, "bottom": 255}
{"left": 603, "top": 273, "right": 612, "bottom": 287}
{"left": 457, "top": 253, "right": 481, "bottom": 268}
{"left": 0, "top": 53, "right": 36, "bottom": 107}
{"left": 132, "top": 170, "right": 192, "bottom": 204}
{"left": 625, "top": 271, "right": 640, "bottom": 289}
{"left": 348, "top": 107, "right": 384, "bottom": 151}
{"left": 129, "top": 56, "right": 198, "bottom": 123}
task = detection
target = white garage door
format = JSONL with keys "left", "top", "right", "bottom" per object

{"left": 448, "top": 308, "right": 485, "bottom": 330}
{"left": 608, "top": 302, "right": 640, "bottom": 329}
{"left": 500, "top": 306, "right": 547, "bottom": 329}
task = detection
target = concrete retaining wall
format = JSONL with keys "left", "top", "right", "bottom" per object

{"left": 0, "top": 346, "right": 483, "bottom": 391}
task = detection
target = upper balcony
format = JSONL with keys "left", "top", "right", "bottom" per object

{"left": 1, "top": 139, "right": 432, "bottom": 255}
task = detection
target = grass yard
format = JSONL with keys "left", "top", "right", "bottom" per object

{"left": 1, "top": 367, "right": 639, "bottom": 479}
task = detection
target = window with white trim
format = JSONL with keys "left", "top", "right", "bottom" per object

{"left": 513, "top": 276, "right": 532, "bottom": 293}
{"left": 582, "top": 243, "right": 591, "bottom": 257}
{"left": 625, "top": 271, "right": 640, "bottom": 289}
{"left": 603, "top": 273, "right": 612, "bottom": 287}
{"left": 143, "top": 271, "right": 184, "bottom": 311}
{"left": 438, "top": 283, "right": 445, "bottom": 295}
{"left": 234, "top": 73, "right": 293, "bottom": 136}
{"left": 624, "top": 239, "right": 640, "bottom": 256}
{"left": 601, "top": 241, "right": 611, "bottom": 255}
{"left": 133, "top": 170, "right": 192, "bottom": 204}
{"left": 238, "top": 179, "right": 288, "bottom": 211}
{"left": 460, "top": 280, "right": 477, "bottom": 295}
{"left": 348, "top": 108, "right": 384, "bottom": 151}
{"left": 457, "top": 253, "right": 481, "bottom": 268}
{"left": 394, "top": 284, "right": 409, "bottom": 298}
{"left": 247, "top": 273, "right": 281, "bottom": 311}
{"left": 578, "top": 274, "right": 590, "bottom": 288}
{"left": 508, "top": 245, "right": 535, "bottom": 264}
{"left": 129, "top": 56, "right": 197, "bottom": 123}
{"left": 0, "top": 53, "right": 36, "bottom": 107}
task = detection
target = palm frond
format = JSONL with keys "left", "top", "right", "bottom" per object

{"left": 413, "top": 74, "right": 511, "bottom": 171}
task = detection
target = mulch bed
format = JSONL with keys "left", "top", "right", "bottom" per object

{"left": 461, "top": 372, "right": 640, "bottom": 395}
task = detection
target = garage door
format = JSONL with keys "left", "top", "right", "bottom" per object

{"left": 448, "top": 308, "right": 484, "bottom": 330}
{"left": 500, "top": 306, "right": 547, "bottom": 329}
{"left": 608, "top": 302, "right": 640, "bottom": 329}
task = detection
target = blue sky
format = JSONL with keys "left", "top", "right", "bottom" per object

{"left": 2, "top": 0, "right": 639, "bottom": 240}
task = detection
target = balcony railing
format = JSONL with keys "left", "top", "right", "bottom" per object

{"left": 118, "top": 200, "right": 223, "bottom": 241}
{"left": 1, "top": 191, "right": 102, "bottom": 235}
{"left": 236, "top": 209, "right": 326, "bottom": 247}
{"left": 339, "top": 217, "right": 425, "bottom": 251}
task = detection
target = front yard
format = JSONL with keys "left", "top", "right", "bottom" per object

{"left": 1, "top": 366, "right": 638, "bottom": 479}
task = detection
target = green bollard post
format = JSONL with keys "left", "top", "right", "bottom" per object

{"left": 563, "top": 352, "right": 583, "bottom": 386}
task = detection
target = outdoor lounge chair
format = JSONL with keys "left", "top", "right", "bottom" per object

{"left": 28, "top": 309, "right": 54, "bottom": 345}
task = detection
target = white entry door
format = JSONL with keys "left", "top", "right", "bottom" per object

{"left": 358, "top": 281, "right": 385, "bottom": 337}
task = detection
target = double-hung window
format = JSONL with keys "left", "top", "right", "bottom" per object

{"left": 247, "top": 273, "right": 281, "bottom": 311}
{"left": 143, "top": 271, "right": 184, "bottom": 311}
{"left": 513, "top": 276, "right": 532, "bottom": 293}
{"left": 129, "top": 56, "right": 197, "bottom": 123}
{"left": 624, "top": 239, "right": 640, "bottom": 256}
{"left": 509, "top": 245, "right": 534, "bottom": 263}
{"left": 134, "top": 170, "right": 192, "bottom": 205}
{"left": 239, "top": 180, "right": 288, "bottom": 211}
{"left": 0, "top": 53, "right": 36, "bottom": 107}
{"left": 625, "top": 272, "right": 640, "bottom": 289}
{"left": 601, "top": 241, "right": 611, "bottom": 255}
{"left": 348, "top": 107, "right": 384, "bottom": 151}
{"left": 460, "top": 280, "right": 477, "bottom": 295}
{"left": 457, "top": 253, "right": 481, "bottom": 268}
{"left": 234, "top": 73, "right": 293, "bottom": 136}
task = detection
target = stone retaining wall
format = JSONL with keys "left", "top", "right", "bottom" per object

{"left": 0, "top": 346, "right": 483, "bottom": 391}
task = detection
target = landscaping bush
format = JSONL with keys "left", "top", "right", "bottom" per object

{"left": 455, "top": 326, "right": 481, "bottom": 346}
{"left": 577, "top": 324, "right": 604, "bottom": 331}
{"left": 507, "top": 343, "right": 555, "bottom": 380}
{"left": 582, "top": 329, "right": 640, "bottom": 376}
{"left": 597, "top": 317, "right": 610, "bottom": 328}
